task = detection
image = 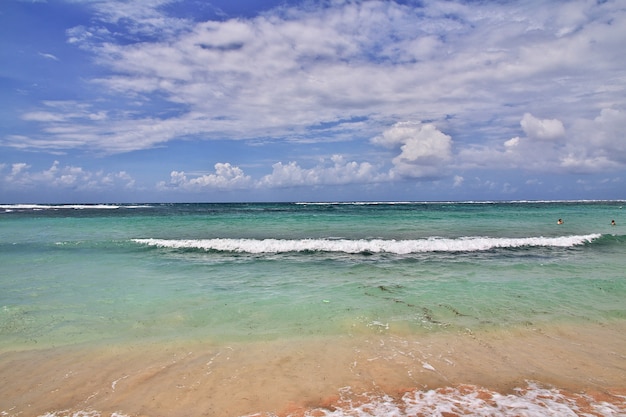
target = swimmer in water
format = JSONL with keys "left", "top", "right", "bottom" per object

{"left": 611, "top": 219, "right": 616, "bottom": 226}
{"left": 557, "top": 218, "right": 563, "bottom": 225}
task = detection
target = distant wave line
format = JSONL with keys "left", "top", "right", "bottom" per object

{"left": 295, "top": 199, "right": 626, "bottom": 205}
{"left": 0, "top": 204, "right": 153, "bottom": 210}
{"left": 2, "top": 200, "right": 624, "bottom": 210}
{"left": 132, "top": 234, "right": 601, "bottom": 254}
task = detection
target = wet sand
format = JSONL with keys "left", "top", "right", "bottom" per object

{"left": 1, "top": 321, "right": 625, "bottom": 417}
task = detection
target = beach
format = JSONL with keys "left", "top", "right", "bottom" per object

{"left": 1, "top": 202, "right": 625, "bottom": 416}
{"left": 2, "top": 322, "right": 625, "bottom": 416}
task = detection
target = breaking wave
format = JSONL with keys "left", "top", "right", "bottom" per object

{"left": 132, "top": 234, "right": 601, "bottom": 254}
{"left": 32, "top": 382, "right": 626, "bottom": 417}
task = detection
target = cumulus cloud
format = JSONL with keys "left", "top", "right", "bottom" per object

{"left": 459, "top": 108, "right": 626, "bottom": 175}
{"left": 148, "top": 107, "right": 622, "bottom": 195}
{"left": 0, "top": 161, "right": 135, "bottom": 191}
{"left": 571, "top": 108, "right": 626, "bottom": 157}
{"left": 372, "top": 122, "right": 452, "bottom": 178}
{"left": 10, "top": 162, "right": 30, "bottom": 177}
{"left": 520, "top": 113, "right": 565, "bottom": 141}
{"left": 157, "top": 163, "right": 253, "bottom": 191}
{"left": 259, "top": 155, "right": 380, "bottom": 188}
{"left": 159, "top": 155, "right": 383, "bottom": 192}
{"left": 558, "top": 108, "right": 626, "bottom": 173}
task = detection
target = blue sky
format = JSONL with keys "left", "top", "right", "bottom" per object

{"left": 1, "top": 0, "right": 625, "bottom": 203}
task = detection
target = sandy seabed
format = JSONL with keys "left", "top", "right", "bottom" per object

{"left": 1, "top": 321, "right": 625, "bottom": 417}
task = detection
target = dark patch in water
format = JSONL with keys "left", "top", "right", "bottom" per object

{"left": 439, "top": 303, "right": 468, "bottom": 317}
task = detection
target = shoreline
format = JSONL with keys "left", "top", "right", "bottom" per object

{"left": 1, "top": 320, "right": 625, "bottom": 417}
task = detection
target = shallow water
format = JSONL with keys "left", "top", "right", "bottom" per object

{"left": 1, "top": 201, "right": 625, "bottom": 416}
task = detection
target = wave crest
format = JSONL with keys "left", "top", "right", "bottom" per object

{"left": 132, "top": 234, "right": 601, "bottom": 254}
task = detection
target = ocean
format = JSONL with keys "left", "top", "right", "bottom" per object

{"left": 1, "top": 201, "right": 625, "bottom": 416}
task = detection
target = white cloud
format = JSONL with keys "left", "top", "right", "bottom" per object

{"left": 11, "top": 162, "right": 30, "bottom": 177}
{"left": 22, "top": 111, "right": 68, "bottom": 123}
{"left": 458, "top": 108, "right": 626, "bottom": 175}
{"left": 525, "top": 179, "right": 542, "bottom": 186}
{"left": 21, "top": 101, "right": 108, "bottom": 124}
{"left": 258, "top": 155, "right": 380, "bottom": 188}
{"left": 504, "top": 137, "right": 520, "bottom": 149}
{"left": 0, "top": 161, "right": 135, "bottom": 191}
{"left": 9, "top": 0, "right": 619, "bottom": 156}
{"left": 570, "top": 108, "right": 626, "bottom": 158}
{"left": 74, "top": 0, "right": 190, "bottom": 43}
{"left": 5, "top": 0, "right": 626, "bottom": 200}
{"left": 520, "top": 113, "right": 565, "bottom": 141}
{"left": 157, "top": 163, "right": 253, "bottom": 191}
{"left": 502, "top": 182, "right": 516, "bottom": 194}
{"left": 559, "top": 154, "right": 620, "bottom": 173}
{"left": 13, "top": 101, "right": 220, "bottom": 153}
{"left": 372, "top": 121, "right": 452, "bottom": 178}
{"left": 556, "top": 108, "right": 626, "bottom": 173}
{"left": 38, "top": 52, "right": 59, "bottom": 61}
{"left": 159, "top": 155, "right": 383, "bottom": 191}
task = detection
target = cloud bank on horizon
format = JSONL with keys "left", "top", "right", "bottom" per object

{"left": 1, "top": 0, "right": 625, "bottom": 202}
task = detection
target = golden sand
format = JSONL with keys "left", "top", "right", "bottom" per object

{"left": 1, "top": 321, "right": 625, "bottom": 417}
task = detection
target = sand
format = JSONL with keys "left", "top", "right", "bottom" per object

{"left": 1, "top": 321, "right": 625, "bottom": 417}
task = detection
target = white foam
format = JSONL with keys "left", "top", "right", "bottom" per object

{"left": 295, "top": 199, "right": 626, "bottom": 205}
{"left": 275, "top": 382, "right": 625, "bottom": 417}
{"left": 28, "top": 382, "right": 625, "bottom": 417}
{"left": 37, "top": 412, "right": 130, "bottom": 417}
{"left": 405, "top": 382, "right": 625, "bottom": 417}
{"left": 0, "top": 204, "right": 120, "bottom": 210}
{"left": 132, "top": 234, "right": 601, "bottom": 254}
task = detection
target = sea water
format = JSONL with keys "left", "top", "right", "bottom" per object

{"left": 1, "top": 201, "right": 625, "bottom": 416}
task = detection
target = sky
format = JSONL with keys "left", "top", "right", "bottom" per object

{"left": 1, "top": 0, "right": 625, "bottom": 203}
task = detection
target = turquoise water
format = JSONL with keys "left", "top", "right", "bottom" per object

{"left": 1, "top": 201, "right": 625, "bottom": 350}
